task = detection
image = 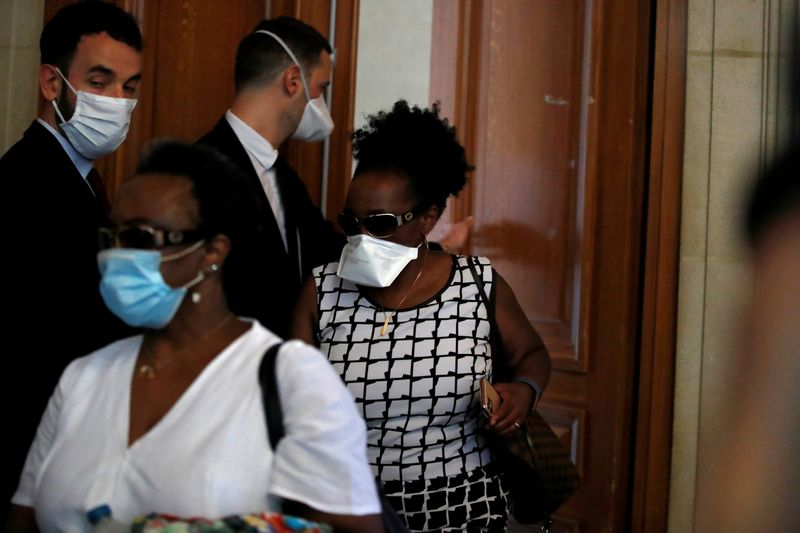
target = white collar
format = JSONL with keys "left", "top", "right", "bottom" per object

{"left": 36, "top": 118, "right": 93, "bottom": 179}
{"left": 225, "top": 110, "right": 278, "bottom": 171}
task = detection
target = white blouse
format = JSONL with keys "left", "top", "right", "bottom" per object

{"left": 13, "top": 321, "right": 380, "bottom": 532}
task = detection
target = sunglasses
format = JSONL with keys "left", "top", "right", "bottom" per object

{"left": 99, "top": 224, "right": 205, "bottom": 250}
{"left": 338, "top": 209, "right": 422, "bottom": 238}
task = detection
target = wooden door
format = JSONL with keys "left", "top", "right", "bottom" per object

{"left": 431, "top": 1, "right": 654, "bottom": 531}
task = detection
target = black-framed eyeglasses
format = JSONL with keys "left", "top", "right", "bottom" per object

{"left": 98, "top": 224, "right": 205, "bottom": 250}
{"left": 338, "top": 209, "right": 422, "bottom": 238}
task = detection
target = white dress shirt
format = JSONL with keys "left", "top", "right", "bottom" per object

{"left": 36, "top": 118, "right": 98, "bottom": 194}
{"left": 225, "top": 110, "right": 287, "bottom": 251}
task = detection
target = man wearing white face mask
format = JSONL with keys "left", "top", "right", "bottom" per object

{"left": 197, "top": 17, "right": 345, "bottom": 338}
{"left": 0, "top": 1, "right": 142, "bottom": 520}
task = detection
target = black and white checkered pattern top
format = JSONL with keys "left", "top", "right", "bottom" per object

{"left": 313, "top": 255, "right": 495, "bottom": 483}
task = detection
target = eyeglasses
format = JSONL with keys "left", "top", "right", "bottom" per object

{"left": 338, "top": 209, "right": 420, "bottom": 238}
{"left": 99, "top": 224, "right": 205, "bottom": 250}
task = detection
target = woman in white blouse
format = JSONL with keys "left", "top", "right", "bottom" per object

{"left": 8, "top": 141, "right": 382, "bottom": 533}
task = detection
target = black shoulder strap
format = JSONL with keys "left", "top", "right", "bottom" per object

{"left": 466, "top": 257, "right": 508, "bottom": 382}
{"left": 258, "top": 342, "right": 285, "bottom": 450}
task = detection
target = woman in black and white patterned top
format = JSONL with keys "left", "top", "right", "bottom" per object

{"left": 292, "top": 101, "right": 551, "bottom": 532}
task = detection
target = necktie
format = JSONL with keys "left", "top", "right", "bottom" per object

{"left": 259, "top": 166, "right": 287, "bottom": 251}
{"left": 87, "top": 167, "right": 111, "bottom": 215}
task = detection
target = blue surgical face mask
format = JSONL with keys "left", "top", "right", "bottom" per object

{"left": 98, "top": 241, "right": 206, "bottom": 329}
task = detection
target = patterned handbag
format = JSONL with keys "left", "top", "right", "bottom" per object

{"left": 467, "top": 257, "right": 581, "bottom": 527}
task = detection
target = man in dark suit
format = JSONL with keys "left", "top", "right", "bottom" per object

{"left": 0, "top": 2, "right": 142, "bottom": 515}
{"left": 197, "top": 17, "right": 345, "bottom": 338}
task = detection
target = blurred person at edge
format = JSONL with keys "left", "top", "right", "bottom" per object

{"left": 7, "top": 141, "right": 383, "bottom": 533}
{"left": 197, "top": 17, "right": 472, "bottom": 338}
{"left": 0, "top": 1, "right": 141, "bottom": 521}
{"left": 704, "top": 146, "right": 800, "bottom": 532}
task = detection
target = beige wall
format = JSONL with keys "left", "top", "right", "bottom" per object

{"left": 353, "top": 0, "right": 433, "bottom": 131}
{"left": 669, "top": 1, "right": 796, "bottom": 531}
{"left": 0, "top": 0, "right": 44, "bottom": 154}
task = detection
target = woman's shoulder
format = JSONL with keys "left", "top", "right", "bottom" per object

{"left": 311, "top": 261, "right": 360, "bottom": 294}
{"left": 455, "top": 254, "right": 492, "bottom": 267}
{"left": 275, "top": 339, "right": 336, "bottom": 375}
{"left": 58, "top": 336, "right": 142, "bottom": 393}
{"left": 312, "top": 261, "right": 340, "bottom": 278}
{"left": 243, "top": 322, "right": 332, "bottom": 377}
{"left": 455, "top": 255, "right": 494, "bottom": 281}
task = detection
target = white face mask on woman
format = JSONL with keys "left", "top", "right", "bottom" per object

{"left": 52, "top": 67, "right": 137, "bottom": 160}
{"left": 337, "top": 234, "right": 420, "bottom": 288}
{"left": 254, "top": 30, "right": 334, "bottom": 142}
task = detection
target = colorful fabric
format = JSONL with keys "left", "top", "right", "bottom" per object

{"left": 132, "top": 511, "right": 332, "bottom": 533}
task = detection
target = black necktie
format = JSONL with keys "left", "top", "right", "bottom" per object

{"left": 86, "top": 167, "right": 111, "bottom": 215}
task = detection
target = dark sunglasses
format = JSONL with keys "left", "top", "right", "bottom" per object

{"left": 338, "top": 209, "right": 422, "bottom": 238}
{"left": 99, "top": 224, "right": 205, "bottom": 250}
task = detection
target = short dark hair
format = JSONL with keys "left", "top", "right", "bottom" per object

{"left": 745, "top": 147, "right": 800, "bottom": 245}
{"left": 135, "top": 141, "right": 264, "bottom": 317}
{"left": 352, "top": 100, "right": 472, "bottom": 213}
{"left": 234, "top": 16, "right": 332, "bottom": 92}
{"left": 40, "top": 1, "right": 142, "bottom": 73}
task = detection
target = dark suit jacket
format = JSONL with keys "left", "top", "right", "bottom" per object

{"left": 197, "top": 117, "right": 345, "bottom": 337}
{"left": 0, "top": 121, "right": 131, "bottom": 510}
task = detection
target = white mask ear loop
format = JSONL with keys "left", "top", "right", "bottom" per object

{"left": 161, "top": 239, "right": 206, "bottom": 263}
{"left": 51, "top": 67, "right": 77, "bottom": 125}
{"left": 160, "top": 239, "right": 208, "bottom": 301}
{"left": 254, "top": 30, "right": 312, "bottom": 101}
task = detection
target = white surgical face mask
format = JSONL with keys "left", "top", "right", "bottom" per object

{"left": 254, "top": 30, "right": 334, "bottom": 142}
{"left": 337, "top": 234, "right": 419, "bottom": 288}
{"left": 52, "top": 67, "right": 137, "bottom": 160}
{"left": 293, "top": 93, "right": 334, "bottom": 141}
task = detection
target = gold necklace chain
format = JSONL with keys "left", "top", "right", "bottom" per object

{"left": 380, "top": 241, "right": 429, "bottom": 336}
{"left": 137, "top": 313, "right": 236, "bottom": 379}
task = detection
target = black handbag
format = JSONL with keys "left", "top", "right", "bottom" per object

{"left": 259, "top": 343, "right": 409, "bottom": 533}
{"left": 466, "top": 258, "right": 581, "bottom": 528}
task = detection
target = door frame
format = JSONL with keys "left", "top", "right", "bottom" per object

{"left": 630, "top": 0, "right": 686, "bottom": 530}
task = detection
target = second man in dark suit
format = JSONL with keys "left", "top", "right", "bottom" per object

{"left": 197, "top": 17, "right": 344, "bottom": 338}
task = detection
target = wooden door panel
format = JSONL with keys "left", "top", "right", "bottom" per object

{"left": 146, "top": 1, "right": 268, "bottom": 142}
{"left": 470, "top": 0, "right": 586, "bottom": 373}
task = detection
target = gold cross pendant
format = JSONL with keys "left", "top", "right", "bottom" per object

{"left": 380, "top": 314, "right": 391, "bottom": 336}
